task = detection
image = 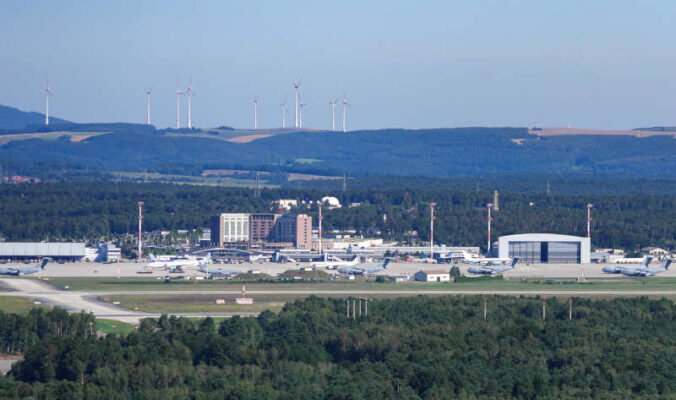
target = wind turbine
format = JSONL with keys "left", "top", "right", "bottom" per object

{"left": 146, "top": 89, "right": 152, "bottom": 125}
{"left": 253, "top": 97, "right": 259, "bottom": 129}
{"left": 293, "top": 79, "right": 302, "bottom": 128}
{"left": 280, "top": 96, "right": 287, "bottom": 128}
{"left": 329, "top": 98, "right": 338, "bottom": 131}
{"left": 342, "top": 94, "right": 350, "bottom": 132}
{"left": 299, "top": 99, "right": 307, "bottom": 128}
{"left": 175, "top": 87, "right": 183, "bottom": 129}
{"left": 44, "top": 80, "right": 52, "bottom": 126}
{"left": 186, "top": 80, "right": 195, "bottom": 129}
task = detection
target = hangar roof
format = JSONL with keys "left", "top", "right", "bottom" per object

{"left": 0, "top": 242, "right": 86, "bottom": 257}
{"left": 498, "top": 233, "right": 587, "bottom": 242}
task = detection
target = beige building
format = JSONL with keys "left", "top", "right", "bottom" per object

{"left": 211, "top": 213, "right": 250, "bottom": 246}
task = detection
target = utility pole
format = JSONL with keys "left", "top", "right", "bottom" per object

{"left": 542, "top": 297, "right": 546, "bottom": 321}
{"left": 347, "top": 299, "right": 350, "bottom": 318}
{"left": 569, "top": 298, "right": 572, "bottom": 320}
{"left": 254, "top": 172, "right": 260, "bottom": 197}
{"left": 430, "top": 202, "right": 436, "bottom": 261}
{"left": 586, "top": 203, "right": 593, "bottom": 239}
{"left": 487, "top": 203, "right": 494, "bottom": 256}
{"left": 483, "top": 297, "right": 487, "bottom": 320}
{"left": 318, "top": 201, "right": 323, "bottom": 255}
{"left": 137, "top": 201, "right": 144, "bottom": 262}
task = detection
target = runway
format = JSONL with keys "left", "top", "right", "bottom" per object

{"left": 0, "top": 278, "right": 258, "bottom": 324}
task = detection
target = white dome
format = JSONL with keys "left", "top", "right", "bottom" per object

{"left": 321, "top": 196, "right": 341, "bottom": 207}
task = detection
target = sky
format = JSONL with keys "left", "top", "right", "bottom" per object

{"left": 1, "top": 0, "right": 676, "bottom": 130}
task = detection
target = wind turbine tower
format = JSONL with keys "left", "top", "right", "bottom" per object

{"left": 329, "top": 98, "right": 338, "bottom": 131}
{"left": 44, "top": 82, "right": 52, "bottom": 126}
{"left": 146, "top": 90, "right": 152, "bottom": 125}
{"left": 280, "top": 99, "right": 287, "bottom": 128}
{"left": 253, "top": 97, "right": 259, "bottom": 129}
{"left": 186, "top": 83, "right": 195, "bottom": 129}
{"left": 175, "top": 88, "right": 183, "bottom": 129}
{"left": 342, "top": 95, "right": 350, "bottom": 132}
{"left": 299, "top": 98, "right": 307, "bottom": 128}
{"left": 293, "top": 80, "right": 301, "bottom": 128}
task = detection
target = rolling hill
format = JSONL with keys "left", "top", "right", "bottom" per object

{"left": 1, "top": 123, "right": 675, "bottom": 180}
{"left": 0, "top": 105, "right": 71, "bottom": 130}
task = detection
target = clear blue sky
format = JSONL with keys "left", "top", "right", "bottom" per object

{"left": 1, "top": 0, "right": 675, "bottom": 130}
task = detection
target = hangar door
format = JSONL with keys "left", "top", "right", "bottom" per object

{"left": 508, "top": 241, "right": 581, "bottom": 263}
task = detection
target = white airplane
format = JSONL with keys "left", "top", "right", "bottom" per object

{"left": 199, "top": 261, "right": 240, "bottom": 277}
{"left": 146, "top": 254, "right": 210, "bottom": 270}
{"left": 461, "top": 251, "right": 512, "bottom": 266}
{"left": 311, "top": 255, "right": 360, "bottom": 269}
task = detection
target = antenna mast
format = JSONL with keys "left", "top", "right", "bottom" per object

{"left": 137, "top": 201, "right": 144, "bottom": 261}
{"left": 430, "top": 202, "right": 436, "bottom": 260}
{"left": 487, "top": 203, "right": 494, "bottom": 256}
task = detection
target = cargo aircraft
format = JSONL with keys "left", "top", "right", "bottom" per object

{"left": 0, "top": 258, "right": 50, "bottom": 276}
{"left": 467, "top": 258, "right": 519, "bottom": 275}
{"left": 338, "top": 258, "right": 391, "bottom": 275}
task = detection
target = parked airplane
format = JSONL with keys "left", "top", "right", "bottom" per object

{"left": 0, "top": 258, "right": 50, "bottom": 276}
{"left": 147, "top": 254, "right": 209, "bottom": 269}
{"left": 468, "top": 258, "right": 519, "bottom": 275}
{"left": 199, "top": 261, "right": 241, "bottom": 277}
{"left": 620, "top": 259, "right": 672, "bottom": 277}
{"left": 249, "top": 254, "right": 270, "bottom": 262}
{"left": 461, "top": 251, "right": 512, "bottom": 266}
{"left": 602, "top": 257, "right": 653, "bottom": 274}
{"left": 311, "top": 255, "right": 360, "bottom": 270}
{"left": 338, "top": 258, "right": 391, "bottom": 275}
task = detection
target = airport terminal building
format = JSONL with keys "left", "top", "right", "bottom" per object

{"left": 497, "top": 233, "right": 590, "bottom": 264}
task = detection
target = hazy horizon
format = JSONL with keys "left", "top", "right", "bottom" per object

{"left": 2, "top": 1, "right": 676, "bottom": 131}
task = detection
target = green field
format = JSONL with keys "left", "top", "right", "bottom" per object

{"left": 44, "top": 276, "right": 676, "bottom": 293}
{"left": 94, "top": 319, "right": 135, "bottom": 335}
{"left": 99, "top": 294, "right": 290, "bottom": 314}
{"left": 0, "top": 297, "right": 51, "bottom": 314}
{"left": 112, "top": 171, "right": 277, "bottom": 188}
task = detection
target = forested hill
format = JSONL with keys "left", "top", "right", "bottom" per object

{"left": 0, "top": 105, "right": 71, "bottom": 130}
{"left": 1, "top": 125, "right": 675, "bottom": 178}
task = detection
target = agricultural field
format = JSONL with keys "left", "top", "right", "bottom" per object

{"left": 0, "top": 130, "right": 110, "bottom": 143}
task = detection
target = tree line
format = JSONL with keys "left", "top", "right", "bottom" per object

{"left": 0, "top": 182, "right": 673, "bottom": 251}
{"left": 1, "top": 296, "right": 675, "bottom": 398}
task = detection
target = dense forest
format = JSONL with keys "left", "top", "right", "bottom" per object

{"left": 0, "top": 182, "right": 673, "bottom": 251}
{"left": 2, "top": 125, "right": 676, "bottom": 178}
{"left": 1, "top": 296, "right": 675, "bottom": 398}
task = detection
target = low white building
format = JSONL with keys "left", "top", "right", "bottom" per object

{"left": 414, "top": 270, "right": 451, "bottom": 282}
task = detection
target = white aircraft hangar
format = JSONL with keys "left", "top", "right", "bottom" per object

{"left": 497, "top": 233, "right": 590, "bottom": 264}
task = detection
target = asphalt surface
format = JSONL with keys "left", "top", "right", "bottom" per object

{"left": 0, "top": 278, "right": 257, "bottom": 324}
{"left": 8, "top": 260, "right": 676, "bottom": 279}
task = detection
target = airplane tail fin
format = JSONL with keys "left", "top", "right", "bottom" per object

{"left": 643, "top": 256, "right": 654, "bottom": 267}
{"left": 510, "top": 257, "right": 520, "bottom": 268}
{"left": 40, "top": 258, "right": 51, "bottom": 269}
{"left": 382, "top": 258, "right": 391, "bottom": 269}
{"left": 663, "top": 259, "right": 673, "bottom": 270}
